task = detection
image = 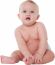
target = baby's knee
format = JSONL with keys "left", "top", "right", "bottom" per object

{"left": 47, "top": 50, "right": 54, "bottom": 60}
{"left": 11, "top": 50, "right": 24, "bottom": 60}
{"left": 49, "top": 50, "right": 55, "bottom": 61}
{"left": 43, "top": 50, "right": 54, "bottom": 63}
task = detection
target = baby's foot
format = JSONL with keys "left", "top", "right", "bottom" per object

{"left": 1, "top": 55, "right": 16, "bottom": 64}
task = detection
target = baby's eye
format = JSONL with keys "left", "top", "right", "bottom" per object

{"left": 30, "top": 11, "right": 34, "bottom": 13}
{"left": 23, "top": 10, "right": 27, "bottom": 13}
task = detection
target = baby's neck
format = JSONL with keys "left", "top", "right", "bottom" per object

{"left": 23, "top": 22, "right": 37, "bottom": 28}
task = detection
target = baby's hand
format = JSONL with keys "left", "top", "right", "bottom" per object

{"left": 34, "top": 53, "right": 43, "bottom": 64}
{"left": 23, "top": 55, "right": 34, "bottom": 65}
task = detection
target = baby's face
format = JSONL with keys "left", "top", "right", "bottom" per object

{"left": 18, "top": 2, "right": 39, "bottom": 26}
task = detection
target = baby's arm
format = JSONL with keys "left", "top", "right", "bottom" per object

{"left": 15, "top": 28, "right": 32, "bottom": 58}
{"left": 35, "top": 22, "right": 48, "bottom": 57}
{"left": 15, "top": 28, "right": 34, "bottom": 64}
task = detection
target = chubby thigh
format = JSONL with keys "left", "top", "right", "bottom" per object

{"left": 34, "top": 49, "right": 54, "bottom": 64}
{"left": 11, "top": 50, "right": 24, "bottom": 60}
{"left": 11, "top": 49, "right": 54, "bottom": 64}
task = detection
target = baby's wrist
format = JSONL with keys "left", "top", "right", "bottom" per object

{"left": 25, "top": 54, "right": 31, "bottom": 58}
{"left": 25, "top": 54, "right": 33, "bottom": 59}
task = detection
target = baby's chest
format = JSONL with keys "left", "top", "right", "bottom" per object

{"left": 29, "top": 29, "right": 38, "bottom": 39}
{"left": 21, "top": 28, "right": 39, "bottom": 42}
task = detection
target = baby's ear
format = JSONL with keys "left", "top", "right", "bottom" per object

{"left": 17, "top": 14, "right": 20, "bottom": 18}
{"left": 37, "top": 15, "right": 40, "bottom": 20}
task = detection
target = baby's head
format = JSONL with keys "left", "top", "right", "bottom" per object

{"left": 18, "top": 0, "right": 39, "bottom": 26}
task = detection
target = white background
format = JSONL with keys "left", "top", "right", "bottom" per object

{"left": 0, "top": 0, "right": 55, "bottom": 65}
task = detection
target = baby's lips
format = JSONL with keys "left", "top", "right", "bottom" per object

{"left": 26, "top": 17, "right": 30, "bottom": 20}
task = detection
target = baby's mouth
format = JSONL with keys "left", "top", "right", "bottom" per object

{"left": 26, "top": 17, "right": 30, "bottom": 20}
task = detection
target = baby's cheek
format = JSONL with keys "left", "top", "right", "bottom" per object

{"left": 31, "top": 16, "right": 37, "bottom": 21}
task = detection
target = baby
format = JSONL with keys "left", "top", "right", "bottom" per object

{"left": 0, "top": 0, "right": 54, "bottom": 64}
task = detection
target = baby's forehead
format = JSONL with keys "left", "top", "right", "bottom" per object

{"left": 19, "top": 1, "right": 38, "bottom": 11}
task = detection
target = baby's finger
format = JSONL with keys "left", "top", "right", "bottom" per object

{"left": 35, "top": 57, "right": 40, "bottom": 64}
{"left": 23, "top": 58, "right": 29, "bottom": 65}
{"left": 25, "top": 60, "right": 29, "bottom": 65}
{"left": 37, "top": 59, "right": 40, "bottom": 64}
{"left": 35, "top": 58, "right": 37, "bottom": 63}
{"left": 39, "top": 58, "right": 43, "bottom": 63}
{"left": 37, "top": 58, "right": 43, "bottom": 64}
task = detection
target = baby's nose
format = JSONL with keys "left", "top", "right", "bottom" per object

{"left": 26, "top": 15, "right": 30, "bottom": 17}
{"left": 26, "top": 12, "right": 31, "bottom": 15}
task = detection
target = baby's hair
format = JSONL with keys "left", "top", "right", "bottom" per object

{"left": 26, "top": 0, "right": 38, "bottom": 6}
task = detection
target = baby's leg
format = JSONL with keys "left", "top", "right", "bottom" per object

{"left": 1, "top": 50, "right": 24, "bottom": 64}
{"left": 35, "top": 50, "right": 54, "bottom": 64}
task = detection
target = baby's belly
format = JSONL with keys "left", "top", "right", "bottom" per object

{"left": 27, "top": 39, "right": 40, "bottom": 55}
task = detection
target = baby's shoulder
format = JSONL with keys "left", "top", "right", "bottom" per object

{"left": 15, "top": 25, "right": 23, "bottom": 34}
{"left": 37, "top": 22, "right": 45, "bottom": 26}
{"left": 37, "top": 22, "right": 45, "bottom": 28}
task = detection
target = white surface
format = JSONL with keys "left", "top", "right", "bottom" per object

{"left": 0, "top": 0, "right": 55, "bottom": 65}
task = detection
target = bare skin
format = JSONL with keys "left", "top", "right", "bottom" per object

{"left": 1, "top": 22, "right": 54, "bottom": 64}
{"left": 0, "top": 0, "right": 54, "bottom": 64}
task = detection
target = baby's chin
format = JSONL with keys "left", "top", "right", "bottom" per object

{"left": 23, "top": 22, "right": 36, "bottom": 26}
